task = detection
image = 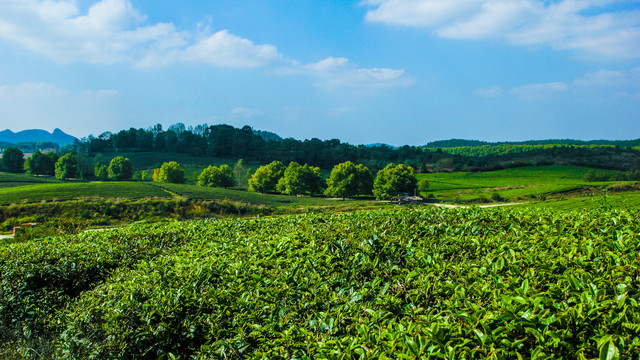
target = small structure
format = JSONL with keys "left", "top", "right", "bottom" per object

{"left": 13, "top": 223, "right": 40, "bottom": 235}
{"left": 391, "top": 193, "right": 423, "bottom": 205}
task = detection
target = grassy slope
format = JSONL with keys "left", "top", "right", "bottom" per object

{"left": 0, "top": 177, "right": 373, "bottom": 210}
{"left": 0, "top": 182, "right": 172, "bottom": 205}
{"left": 2, "top": 165, "right": 638, "bottom": 210}
{"left": 521, "top": 191, "right": 640, "bottom": 211}
{"left": 154, "top": 183, "right": 368, "bottom": 209}
{"left": 0, "top": 173, "right": 61, "bottom": 189}
{"left": 418, "top": 165, "right": 621, "bottom": 202}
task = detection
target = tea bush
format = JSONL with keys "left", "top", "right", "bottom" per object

{"left": 46, "top": 207, "right": 640, "bottom": 359}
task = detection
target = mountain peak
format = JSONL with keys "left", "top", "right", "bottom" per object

{"left": 0, "top": 128, "right": 77, "bottom": 146}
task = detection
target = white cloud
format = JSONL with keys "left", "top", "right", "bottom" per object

{"left": 574, "top": 67, "right": 640, "bottom": 87}
{"left": 0, "top": 82, "right": 65, "bottom": 98}
{"left": 179, "top": 30, "right": 281, "bottom": 68}
{"left": 474, "top": 85, "right": 502, "bottom": 97}
{"left": 299, "top": 57, "right": 414, "bottom": 90}
{"left": 0, "top": 0, "right": 280, "bottom": 66}
{"left": 363, "top": 0, "right": 640, "bottom": 58}
{"left": 505, "top": 67, "right": 640, "bottom": 99}
{"left": 230, "top": 107, "right": 265, "bottom": 118}
{"left": 511, "top": 81, "right": 568, "bottom": 98}
{"left": 0, "top": 1, "right": 408, "bottom": 92}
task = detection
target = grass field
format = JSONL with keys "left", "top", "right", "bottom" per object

{"left": 154, "top": 182, "right": 372, "bottom": 209}
{"left": 418, "top": 165, "right": 623, "bottom": 202}
{"left": 0, "top": 173, "right": 61, "bottom": 189}
{"left": 0, "top": 177, "right": 373, "bottom": 210}
{"left": 0, "top": 182, "right": 172, "bottom": 205}
{"left": 521, "top": 190, "right": 640, "bottom": 211}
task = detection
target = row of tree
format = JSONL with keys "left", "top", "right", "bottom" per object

{"left": 243, "top": 161, "right": 425, "bottom": 200}
{"left": 146, "top": 159, "right": 426, "bottom": 200}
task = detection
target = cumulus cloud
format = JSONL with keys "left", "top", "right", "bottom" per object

{"left": 0, "top": 0, "right": 408, "bottom": 91}
{"left": 0, "top": 0, "right": 281, "bottom": 66}
{"left": 363, "top": 0, "right": 640, "bottom": 58}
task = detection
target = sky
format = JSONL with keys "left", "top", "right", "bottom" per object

{"left": 0, "top": 0, "right": 638, "bottom": 146}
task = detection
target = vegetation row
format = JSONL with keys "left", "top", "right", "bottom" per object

{"left": 1, "top": 207, "right": 638, "bottom": 359}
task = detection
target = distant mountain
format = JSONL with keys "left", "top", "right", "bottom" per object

{"left": 0, "top": 128, "right": 77, "bottom": 146}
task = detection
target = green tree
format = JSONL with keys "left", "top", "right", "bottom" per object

{"left": 24, "top": 150, "right": 57, "bottom": 176}
{"left": 417, "top": 178, "right": 430, "bottom": 195}
{"left": 373, "top": 163, "right": 417, "bottom": 200}
{"left": 324, "top": 161, "right": 373, "bottom": 199}
{"left": 232, "top": 159, "right": 252, "bottom": 189}
{"left": 154, "top": 161, "right": 185, "bottom": 184}
{"left": 94, "top": 162, "right": 108, "bottom": 180}
{"left": 301, "top": 164, "right": 325, "bottom": 196}
{"left": 197, "top": 164, "right": 234, "bottom": 188}
{"left": 248, "top": 161, "right": 285, "bottom": 193}
{"left": 108, "top": 156, "right": 133, "bottom": 181}
{"left": 2, "top": 147, "right": 24, "bottom": 172}
{"left": 55, "top": 153, "right": 78, "bottom": 180}
{"left": 276, "top": 162, "right": 324, "bottom": 195}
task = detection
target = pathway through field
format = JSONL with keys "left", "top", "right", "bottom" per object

{"left": 431, "top": 202, "right": 525, "bottom": 208}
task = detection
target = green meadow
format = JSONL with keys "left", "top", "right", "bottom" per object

{"left": 419, "top": 165, "right": 626, "bottom": 203}
{"left": 0, "top": 182, "right": 171, "bottom": 205}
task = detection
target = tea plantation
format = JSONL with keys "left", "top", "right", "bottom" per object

{"left": 1, "top": 207, "right": 638, "bottom": 359}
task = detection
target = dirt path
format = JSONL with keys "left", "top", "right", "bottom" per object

{"left": 431, "top": 202, "right": 526, "bottom": 209}
{"left": 0, "top": 234, "right": 14, "bottom": 240}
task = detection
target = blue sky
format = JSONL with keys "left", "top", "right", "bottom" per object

{"left": 0, "top": 0, "right": 638, "bottom": 146}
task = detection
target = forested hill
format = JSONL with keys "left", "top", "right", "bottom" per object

{"left": 67, "top": 123, "right": 640, "bottom": 173}
{"left": 425, "top": 138, "right": 640, "bottom": 149}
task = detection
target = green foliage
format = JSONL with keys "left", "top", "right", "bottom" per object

{"left": 324, "top": 161, "right": 373, "bottom": 199}
{"left": 276, "top": 161, "right": 325, "bottom": 195}
{"left": 373, "top": 163, "right": 417, "bottom": 200}
{"left": 154, "top": 161, "right": 186, "bottom": 184}
{"left": 417, "top": 178, "right": 429, "bottom": 194}
{"left": 0, "top": 221, "right": 195, "bottom": 356}
{"left": 94, "top": 161, "right": 108, "bottom": 180}
{"left": 248, "top": 161, "right": 285, "bottom": 193}
{"left": 24, "top": 150, "right": 58, "bottom": 176}
{"left": 429, "top": 142, "right": 619, "bottom": 157}
{"left": 584, "top": 169, "right": 640, "bottom": 182}
{"left": 197, "top": 164, "right": 234, "bottom": 188}
{"left": 4, "top": 207, "right": 631, "bottom": 359}
{"left": 54, "top": 153, "right": 78, "bottom": 180}
{"left": 232, "top": 159, "right": 252, "bottom": 189}
{"left": 107, "top": 156, "right": 133, "bottom": 181}
{"left": 1, "top": 147, "right": 24, "bottom": 172}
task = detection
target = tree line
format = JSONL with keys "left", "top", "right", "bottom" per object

{"left": 71, "top": 123, "right": 452, "bottom": 172}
